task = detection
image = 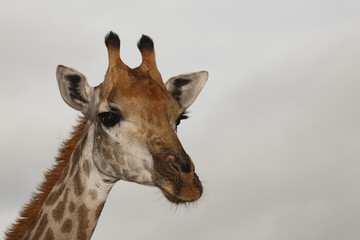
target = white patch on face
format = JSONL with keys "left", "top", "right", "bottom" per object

{"left": 93, "top": 119, "right": 154, "bottom": 185}
{"left": 81, "top": 125, "right": 115, "bottom": 201}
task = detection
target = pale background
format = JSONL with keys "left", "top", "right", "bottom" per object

{"left": 1, "top": 1, "right": 360, "bottom": 239}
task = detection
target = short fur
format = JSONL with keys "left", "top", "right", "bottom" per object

{"left": 5, "top": 117, "right": 88, "bottom": 240}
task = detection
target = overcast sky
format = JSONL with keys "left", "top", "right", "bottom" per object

{"left": 1, "top": 0, "right": 360, "bottom": 239}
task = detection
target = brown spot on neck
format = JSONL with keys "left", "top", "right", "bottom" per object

{"left": 52, "top": 189, "right": 69, "bottom": 222}
{"left": 77, "top": 204, "right": 90, "bottom": 240}
{"left": 83, "top": 160, "right": 91, "bottom": 177}
{"left": 70, "top": 131, "right": 88, "bottom": 176}
{"left": 44, "top": 228, "right": 54, "bottom": 240}
{"left": 74, "top": 169, "right": 85, "bottom": 196}
{"left": 61, "top": 218, "right": 73, "bottom": 233}
{"left": 70, "top": 146, "right": 81, "bottom": 176}
{"left": 89, "top": 190, "right": 98, "bottom": 200}
{"left": 45, "top": 183, "right": 66, "bottom": 206}
{"left": 69, "top": 201, "right": 76, "bottom": 213}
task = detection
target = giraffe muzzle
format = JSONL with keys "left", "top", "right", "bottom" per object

{"left": 152, "top": 154, "right": 203, "bottom": 204}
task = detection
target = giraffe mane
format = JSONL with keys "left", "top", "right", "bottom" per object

{"left": 4, "top": 117, "right": 88, "bottom": 240}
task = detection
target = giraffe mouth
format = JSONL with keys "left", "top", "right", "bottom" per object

{"left": 152, "top": 173, "right": 203, "bottom": 204}
{"left": 160, "top": 188, "right": 187, "bottom": 204}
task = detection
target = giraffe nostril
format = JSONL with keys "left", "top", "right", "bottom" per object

{"left": 170, "top": 161, "right": 180, "bottom": 173}
{"left": 166, "top": 156, "right": 181, "bottom": 173}
{"left": 166, "top": 155, "right": 192, "bottom": 173}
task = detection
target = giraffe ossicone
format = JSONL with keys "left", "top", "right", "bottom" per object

{"left": 5, "top": 31, "right": 208, "bottom": 240}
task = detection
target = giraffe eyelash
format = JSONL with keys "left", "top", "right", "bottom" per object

{"left": 175, "top": 111, "right": 189, "bottom": 128}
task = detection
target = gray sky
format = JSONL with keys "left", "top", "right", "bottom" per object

{"left": 1, "top": 0, "right": 360, "bottom": 239}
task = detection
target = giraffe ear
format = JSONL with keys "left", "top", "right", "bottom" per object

{"left": 56, "top": 65, "right": 94, "bottom": 113}
{"left": 165, "top": 71, "right": 208, "bottom": 110}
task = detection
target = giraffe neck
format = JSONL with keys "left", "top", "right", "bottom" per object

{"left": 23, "top": 124, "right": 116, "bottom": 240}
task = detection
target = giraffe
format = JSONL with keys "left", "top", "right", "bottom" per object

{"left": 5, "top": 31, "right": 208, "bottom": 240}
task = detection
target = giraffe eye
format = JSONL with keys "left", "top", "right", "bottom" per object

{"left": 98, "top": 112, "right": 122, "bottom": 128}
{"left": 175, "top": 111, "right": 189, "bottom": 131}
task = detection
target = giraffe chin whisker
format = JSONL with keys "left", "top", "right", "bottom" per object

{"left": 160, "top": 187, "right": 202, "bottom": 204}
{"left": 154, "top": 180, "right": 202, "bottom": 204}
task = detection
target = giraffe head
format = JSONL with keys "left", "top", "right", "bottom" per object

{"left": 56, "top": 32, "right": 208, "bottom": 204}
